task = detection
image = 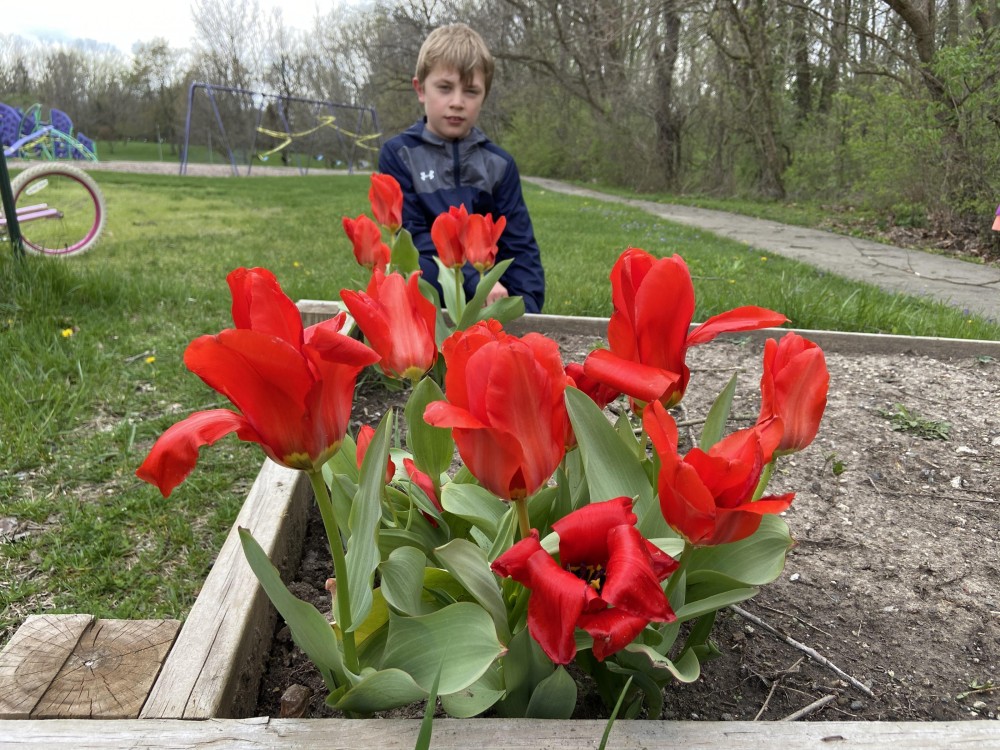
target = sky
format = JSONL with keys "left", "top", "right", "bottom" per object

{"left": 6, "top": 0, "right": 343, "bottom": 56}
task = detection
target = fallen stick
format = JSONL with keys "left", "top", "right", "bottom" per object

{"left": 730, "top": 605, "right": 875, "bottom": 698}
{"left": 780, "top": 694, "right": 837, "bottom": 721}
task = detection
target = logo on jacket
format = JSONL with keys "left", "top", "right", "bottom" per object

{"left": 420, "top": 170, "right": 435, "bottom": 182}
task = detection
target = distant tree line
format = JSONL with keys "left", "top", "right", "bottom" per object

{"left": 3, "top": 0, "right": 999, "bottom": 233}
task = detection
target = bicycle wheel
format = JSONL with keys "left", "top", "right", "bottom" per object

{"left": 11, "top": 162, "right": 106, "bottom": 256}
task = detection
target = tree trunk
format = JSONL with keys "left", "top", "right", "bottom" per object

{"left": 652, "top": 0, "right": 683, "bottom": 187}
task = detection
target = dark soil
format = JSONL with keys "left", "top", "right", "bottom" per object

{"left": 255, "top": 330, "right": 1000, "bottom": 722}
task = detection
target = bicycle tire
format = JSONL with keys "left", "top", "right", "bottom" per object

{"left": 10, "top": 162, "right": 106, "bottom": 257}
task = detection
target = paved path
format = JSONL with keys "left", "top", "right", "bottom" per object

{"left": 525, "top": 177, "right": 1000, "bottom": 324}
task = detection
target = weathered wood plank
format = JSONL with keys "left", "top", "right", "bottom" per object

{"left": 0, "top": 614, "right": 93, "bottom": 719}
{"left": 139, "top": 460, "right": 311, "bottom": 719}
{"left": 3, "top": 718, "right": 1000, "bottom": 749}
{"left": 31, "top": 619, "right": 179, "bottom": 719}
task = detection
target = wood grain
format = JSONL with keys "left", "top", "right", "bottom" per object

{"left": 3, "top": 717, "right": 1000, "bottom": 749}
{"left": 0, "top": 614, "right": 93, "bottom": 719}
{"left": 139, "top": 460, "right": 311, "bottom": 719}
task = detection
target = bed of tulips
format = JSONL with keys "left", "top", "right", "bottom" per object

{"left": 136, "top": 175, "right": 829, "bottom": 720}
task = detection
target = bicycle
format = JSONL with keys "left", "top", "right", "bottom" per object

{"left": 1, "top": 129, "right": 107, "bottom": 257}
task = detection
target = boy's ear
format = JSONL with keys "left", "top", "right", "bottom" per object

{"left": 412, "top": 77, "right": 425, "bottom": 102}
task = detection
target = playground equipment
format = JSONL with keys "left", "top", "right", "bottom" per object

{"left": 180, "top": 82, "right": 380, "bottom": 176}
{"left": 0, "top": 102, "right": 98, "bottom": 162}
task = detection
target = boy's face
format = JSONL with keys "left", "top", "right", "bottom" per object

{"left": 413, "top": 65, "right": 486, "bottom": 141}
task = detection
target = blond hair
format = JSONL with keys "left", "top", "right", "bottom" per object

{"left": 415, "top": 23, "right": 494, "bottom": 96}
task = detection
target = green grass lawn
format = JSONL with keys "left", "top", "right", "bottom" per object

{"left": 2, "top": 171, "right": 998, "bottom": 646}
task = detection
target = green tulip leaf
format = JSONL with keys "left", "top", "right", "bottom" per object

{"left": 496, "top": 627, "right": 556, "bottom": 718}
{"left": 345, "top": 409, "right": 394, "bottom": 631}
{"left": 405, "top": 377, "right": 454, "bottom": 479}
{"left": 700, "top": 372, "right": 738, "bottom": 450}
{"left": 439, "top": 663, "right": 504, "bottom": 718}
{"left": 487, "top": 506, "right": 518, "bottom": 561}
{"left": 565, "top": 387, "right": 646, "bottom": 501}
{"left": 619, "top": 642, "right": 702, "bottom": 683}
{"left": 615, "top": 413, "right": 644, "bottom": 461}
{"left": 441, "top": 482, "right": 508, "bottom": 538}
{"left": 382, "top": 602, "right": 505, "bottom": 695}
{"left": 379, "top": 526, "right": 441, "bottom": 558}
{"left": 525, "top": 665, "right": 577, "bottom": 719}
{"left": 673, "top": 587, "right": 759, "bottom": 622}
{"left": 435, "top": 538, "right": 510, "bottom": 640}
{"left": 380, "top": 546, "right": 429, "bottom": 616}
{"left": 432, "top": 257, "right": 465, "bottom": 324}
{"left": 391, "top": 228, "right": 420, "bottom": 274}
{"left": 333, "top": 667, "right": 428, "bottom": 714}
{"left": 688, "top": 514, "right": 794, "bottom": 586}
{"left": 565, "top": 387, "right": 670, "bottom": 538}
{"left": 238, "top": 527, "right": 349, "bottom": 688}
{"left": 353, "top": 588, "right": 390, "bottom": 652}
{"left": 457, "top": 258, "right": 515, "bottom": 330}
{"left": 476, "top": 294, "right": 525, "bottom": 327}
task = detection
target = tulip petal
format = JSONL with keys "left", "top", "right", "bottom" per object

{"left": 583, "top": 348, "right": 680, "bottom": 404}
{"left": 687, "top": 306, "right": 788, "bottom": 346}
{"left": 227, "top": 267, "right": 304, "bottom": 346}
{"left": 711, "top": 494, "right": 794, "bottom": 546}
{"left": 600, "top": 524, "right": 676, "bottom": 621}
{"left": 137, "top": 409, "right": 259, "bottom": 497}
{"left": 185, "top": 329, "right": 311, "bottom": 421}
{"left": 480, "top": 342, "right": 563, "bottom": 496}
{"left": 552, "top": 497, "right": 636, "bottom": 566}
{"left": 577, "top": 608, "right": 651, "bottom": 662}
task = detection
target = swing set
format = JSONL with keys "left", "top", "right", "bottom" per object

{"left": 180, "top": 82, "right": 380, "bottom": 176}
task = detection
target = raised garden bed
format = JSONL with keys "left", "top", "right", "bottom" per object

{"left": 11, "top": 307, "right": 1000, "bottom": 747}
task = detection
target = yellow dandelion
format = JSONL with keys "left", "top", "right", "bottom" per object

{"left": 145, "top": 356, "right": 156, "bottom": 364}
{"left": 61, "top": 328, "right": 74, "bottom": 338}
{"left": 293, "top": 261, "right": 302, "bottom": 268}
{"left": 759, "top": 256, "right": 768, "bottom": 262}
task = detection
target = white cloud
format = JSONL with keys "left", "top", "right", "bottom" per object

{"left": 5, "top": 0, "right": 343, "bottom": 56}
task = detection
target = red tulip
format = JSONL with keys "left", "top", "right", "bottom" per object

{"left": 423, "top": 320, "right": 571, "bottom": 501}
{"left": 491, "top": 497, "right": 677, "bottom": 664}
{"left": 341, "top": 268, "right": 438, "bottom": 381}
{"left": 343, "top": 214, "right": 390, "bottom": 272}
{"left": 357, "top": 425, "right": 396, "bottom": 485}
{"left": 369, "top": 173, "right": 403, "bottom": 232}
{"left": 645, "top": 402, "right": 793, "bottom": 547}
{"left": 756, "top": 333, "right": 829, "bottom": 459}
{"left": 430, "top": 204, "right": 469, "bottom": 268}
{"left": 584, "top": 249, "right": 787, "bottom": 408}
{"left": 565, "top": 362, "right": 620, "bottom": 410}
{"left": 463, "top": 213, "right": 506, "bottom": 273}
{"left": 136, "top": 267, "right": 379, "bottom": 497}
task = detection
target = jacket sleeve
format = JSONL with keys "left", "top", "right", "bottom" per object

{"left": 493, "top": 158, "right": 545, "bottom": 313}
{"left": 378, "top": 141, "right": 443, "bottom": 299}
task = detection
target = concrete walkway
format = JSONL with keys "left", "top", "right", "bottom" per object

{"left": 525, "top": 177, "right": 1000, "bottom": 324}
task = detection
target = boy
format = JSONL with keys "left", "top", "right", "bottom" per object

{"left": 378, "top": 23, "right": 545, "bottom": 313}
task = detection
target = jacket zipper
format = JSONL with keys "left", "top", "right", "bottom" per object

{"left": 451, "top": 140, "right": 461, "bottom": 188}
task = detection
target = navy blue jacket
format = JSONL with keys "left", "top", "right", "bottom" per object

{"left": 378, "top": 120, "right": 545, "bottom": 313}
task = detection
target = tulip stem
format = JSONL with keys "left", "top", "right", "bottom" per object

{"left": 453, "top": 267, "right": 466, "bottom": 321}
{"left": 751, "top": 461, "right": 775, "bottom": 501}
{"left": 309, "top": 470, "right": 359, "bottom": 675}
{"left": 513, "top": 497, "right": 531, "bottom": 540}
{"left": 664, "top": 542, "right": 693, "bottom": 605}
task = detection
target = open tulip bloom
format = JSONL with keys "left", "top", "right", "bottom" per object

{"left": 137, "top": 223, "right": 828, "bottom": 719}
